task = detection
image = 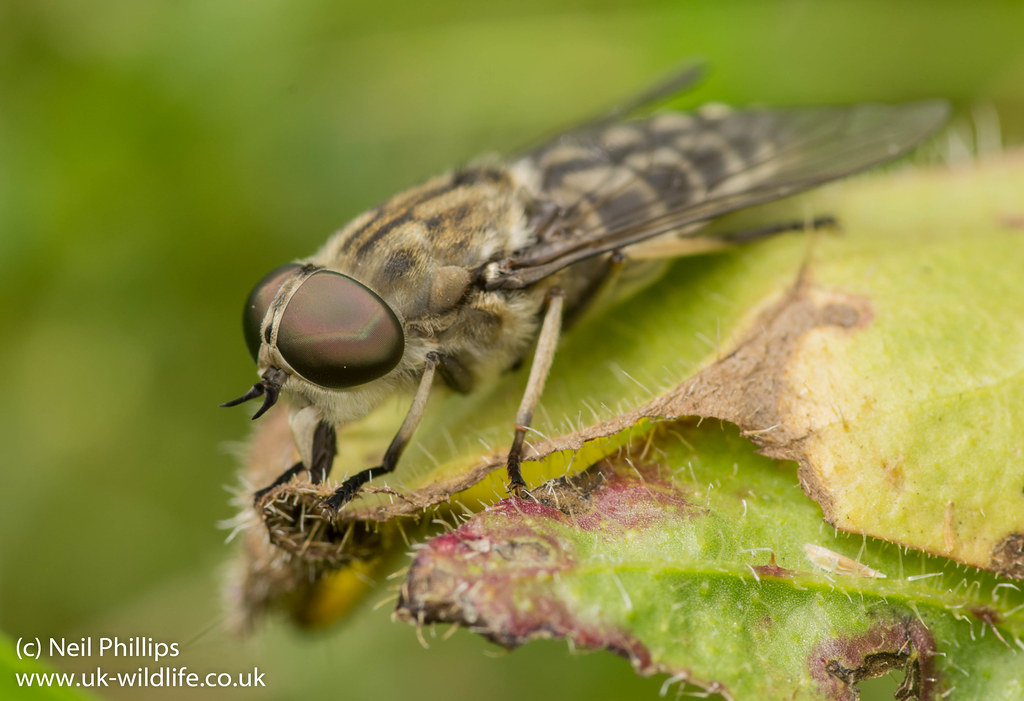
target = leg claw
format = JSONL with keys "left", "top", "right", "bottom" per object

{"left": 507, "top": 478, "right": 530, "bottom": 500}
{"left": 321, "top": 487, "right": 355, "bottom": 516}
{"left": 505, "top": 451, "right": 530, "bottom": 499}
{"left": 321, "top": 470, "right": 376, "bottom": 516}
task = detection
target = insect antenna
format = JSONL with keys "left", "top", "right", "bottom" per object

{"left": 220, "top": 368, "right": 286, "bottom": 419}
{"left": 220, "top": 382, "right": 265, "bottom": 408}
{"left": 250, "top": 383, "right": 279, "bottom": 420}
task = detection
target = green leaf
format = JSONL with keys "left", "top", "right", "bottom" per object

{"left": 397, "top": 422, "right": 1024, "bottom": 699}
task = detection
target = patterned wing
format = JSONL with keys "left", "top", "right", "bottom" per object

{"left": 486, "top": 99, "right": 949, "bottom": 289}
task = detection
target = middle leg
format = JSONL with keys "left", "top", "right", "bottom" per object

{"left": 505, "top": 288, "right": 565, "bottom": 496}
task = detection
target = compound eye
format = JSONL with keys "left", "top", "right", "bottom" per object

{"left": 242, "top": 264, "right": 302, "bottom": 361}
{"left": 277, "top": 271, "right": 404, "bottom": 389}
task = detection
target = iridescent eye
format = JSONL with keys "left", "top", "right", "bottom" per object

{"left": 277, "top": 270, "right": 404, "bottom": 389}
{"left": 242, "top": 264, "right": 302, "bottom": 361}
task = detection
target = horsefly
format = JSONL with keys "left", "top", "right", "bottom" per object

{"left": 222, "top": 67, "right": 948, "bottom": 514}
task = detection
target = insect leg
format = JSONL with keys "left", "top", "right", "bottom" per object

{"left": 717, "top": 215, "right": 837, "bottom": 244}
{"left": 308, "top": 420, "right": 337, "bottom": 485}
{"left": 561, "top": 251, "right": 627, "bottom": 329}
{"left": 623, "top": 216, "right": 837, "bottom": 261}
{"left": 437, "top": 354, "right": 474, "bottom": 394}
{"left": 252, "top": 462, "right": 303, "bottom": 505}
{"left": 506, "top": 288, "right": 565, "bottom": 496}
{"left": 321, "top": 353, "right": 440, "bottom": 515}
{"left": 252, "top": 420, "right": 336, "bottom": 505}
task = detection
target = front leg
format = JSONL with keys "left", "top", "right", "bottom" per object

{"left": 505, "top": 288, "right": 565, "bottom": 497}
{"left": 321, "top": 352, "right": 440, "bottom": 515}
{"left": 253, "top": 419, "right": 336, "bottom": 505}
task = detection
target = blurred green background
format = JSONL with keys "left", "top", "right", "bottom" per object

{"left": 2, "top": 1, "right": 1023, "bottom": 699}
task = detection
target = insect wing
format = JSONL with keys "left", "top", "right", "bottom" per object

{"left": 526, "top": 63, "right": 707, "bottom": 142}
{"left": 490, "top": 99, "right": 949, "bottom": 288}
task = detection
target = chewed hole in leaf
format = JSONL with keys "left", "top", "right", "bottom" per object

{"left": 812, "top": 617, "right": 936, "bottom": 701}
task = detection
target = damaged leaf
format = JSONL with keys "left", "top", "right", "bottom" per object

{"left": 398, "top": 422, "right": 1024, "bottom": 700}
{"left": 229, "top": 151, "right": 1024, "bottom": 630}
